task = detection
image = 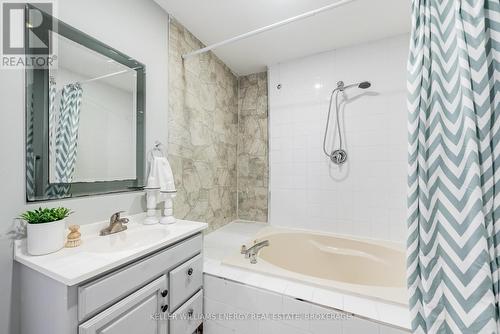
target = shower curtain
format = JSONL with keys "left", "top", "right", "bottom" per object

{"left": 45, "top": 81, "right": 83, "bottom": 198}
{"left": 54, "top": 83, "right": 83, "bottom": 184}
{"left": 48, "top": 76, "right": 57, "bottom": 178}
{"left": 407, "top": 0, "right": 499, "bottom": 333}
{"left": 25, "top": 89, "right": 36, "bottom": 200}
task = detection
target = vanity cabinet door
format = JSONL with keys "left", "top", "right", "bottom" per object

{"left": 79, "top": 276, "right": 168, "bottom": 334}
{"left": 169, "top": 290, "right": 203, "bottom": 334}
{"left": 169, "top": 254, "right": 203, "bottom": 311}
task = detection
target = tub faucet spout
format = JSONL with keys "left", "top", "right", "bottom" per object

{"left": 241, "top": 240, "right": 269, "bottom": 264}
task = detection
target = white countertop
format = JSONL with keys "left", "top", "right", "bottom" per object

{"left": 14, "top": 213, "right": 207, "bottom": 286}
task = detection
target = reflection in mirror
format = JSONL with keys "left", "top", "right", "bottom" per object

{"left": 48, "top": 33, "right": 137, "bottom": 184}
{"left": 26, "top": 12, "right": 145, "bottom": 202}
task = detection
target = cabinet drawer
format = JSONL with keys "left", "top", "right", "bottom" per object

{"left": 170, "top": 289, "right": 203, "bottom": 334}
{"left": 78, "top": 234, "right": 202, "bottom": 322}
{"left": 79, "top": 276, "right": 168, "bottom": 334}
{"left": 169, "top": 254, "right": 203, "bottom": 311}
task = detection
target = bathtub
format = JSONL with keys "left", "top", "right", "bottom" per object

{"left": 222, "top": 226, "right": 408, "bottom": 305}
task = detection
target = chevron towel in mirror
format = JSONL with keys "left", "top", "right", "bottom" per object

{"left": 406, "top": 0, "right": 499, "bottom": 333}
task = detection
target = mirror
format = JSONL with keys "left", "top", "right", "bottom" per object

{"left": 26, "top": 9, "right": 145, "bottom": 202}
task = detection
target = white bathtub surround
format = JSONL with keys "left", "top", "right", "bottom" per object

{"left": 204, "top": 275, "right": 408, "bottom": 334}
{"left": 26, "top": 219, "right": 67, "bottom": 256}
{"left": 15, "top": 213, "right": 207, "bottom": 285}
{"left": 268, "top": 34, "right": 409, "bottom": 243}
{"left": 204, "top": 222, "right": 410, "bottom": 332}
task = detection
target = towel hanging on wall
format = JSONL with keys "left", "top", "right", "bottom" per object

{"left": 145, "top": 141, "right": 176, "bottom": 192}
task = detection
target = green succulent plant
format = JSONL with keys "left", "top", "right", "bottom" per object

{"left": 19, "top": 207, "right": 72, "bottom": 224}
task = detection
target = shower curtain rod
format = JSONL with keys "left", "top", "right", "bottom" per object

{"left": 76, "top": 67, "right": 138, "bottom": 85}
{"left": 182, "top": 0, "right": 358, "bottom": 59}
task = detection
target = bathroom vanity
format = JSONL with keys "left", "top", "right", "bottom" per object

{"left": 14, "top": 214, "right": 207, "bottom": 334}
{"left": 17, "top": 7, "right": 207, "bottom": 334}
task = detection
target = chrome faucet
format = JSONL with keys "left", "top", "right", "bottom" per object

{"left": 240, "top": 240, "right": 270, "bottom": 264}
{"left": 99, "top": 211, "right": 129, "bottom": 236}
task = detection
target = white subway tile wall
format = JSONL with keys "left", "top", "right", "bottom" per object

{"left": 268, "top": 34, "right": 409, "bottom": 243}
{"left": 203, "top": 274, "right": 409, "bottom": 334}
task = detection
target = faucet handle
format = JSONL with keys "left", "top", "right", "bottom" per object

{"left": 110, "top": 211, "right": 126, "bottom": 223}
{"left": 240, "top": 245, "right": 247, "bottom": 254}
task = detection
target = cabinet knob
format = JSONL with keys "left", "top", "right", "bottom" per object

{"left": 161, "top": 304, "right": 169, "bottom": 313}
{"left": 187, "top": 268, "right": 194, "bottom": 276}
{"left": 161, "top": 289, "right": 168, "bottom": 297}
{"left": 187, "top": 308, "right": 194, "bottom": 318}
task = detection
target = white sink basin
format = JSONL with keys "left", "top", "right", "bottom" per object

{"left": 82, "top": 228, "right": 170, "bottom": 253}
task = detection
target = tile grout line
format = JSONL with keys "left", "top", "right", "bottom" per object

{"left": 236, "top": 76, "right": 240, "bottom": 220}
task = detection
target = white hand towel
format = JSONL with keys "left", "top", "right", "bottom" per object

{"left": 146, "top": 157, "right": 176, "bottom": 192}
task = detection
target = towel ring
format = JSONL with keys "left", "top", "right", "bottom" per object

{"left": 148, "top": 141, "right": 165, "bottom": 161}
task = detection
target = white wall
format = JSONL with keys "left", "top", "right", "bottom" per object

{"left": 55, "top": 67, "right": 137, "bottom": 182}
{"left": 73, "top": 75, "right": 136, "bottom": 182}
{"left": 0, "top": 1, "right": 169, "bottom": 333}
{"left": 268, "top": 35, "right": 409, "bottom": 243}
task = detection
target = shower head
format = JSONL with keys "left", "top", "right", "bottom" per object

{"left": 335, "top": 80, "right": 372, "bottom": 92}
{"left": 358, "top": 81, "right": 371, "bottom": 89}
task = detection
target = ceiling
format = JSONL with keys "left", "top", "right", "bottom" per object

{"left": 55, "top": 33, "right": 136, "bottom": 92}
{"left": 154, "top": 0, "right": 411, "bottom": 76}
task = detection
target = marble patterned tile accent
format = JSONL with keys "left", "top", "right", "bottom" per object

{"left": 168, "top": 19, "right": 239, "bottom": 232}
{"left": 237, "top": 73, "right": 269, "bottom": 222}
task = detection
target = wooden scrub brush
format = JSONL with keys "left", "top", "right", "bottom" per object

{"left": 65, "top": 224, "right": 81, "bottom": 248}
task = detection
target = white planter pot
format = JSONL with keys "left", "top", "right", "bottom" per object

{"left": 27, "top": 219, "right": 66, "bottom": 255}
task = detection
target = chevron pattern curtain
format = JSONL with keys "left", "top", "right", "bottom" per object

{"left": 407, "top": 0, "right": 499, "bottom": 333}
{"left": 44, "top": 80, "right": 73, "bottom": 198}
{"left": 54, "top": 83, "right": 83, "bottom": 183}
{"left": 25, "top": 90, "right": 36, "bottom": 200}
{"left": 48, "top": 76, "right": 57, "bottom": 177}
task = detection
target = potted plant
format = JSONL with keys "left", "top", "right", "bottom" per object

{"left": 20, "top": 207, "right": 72, "bottom": 255}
